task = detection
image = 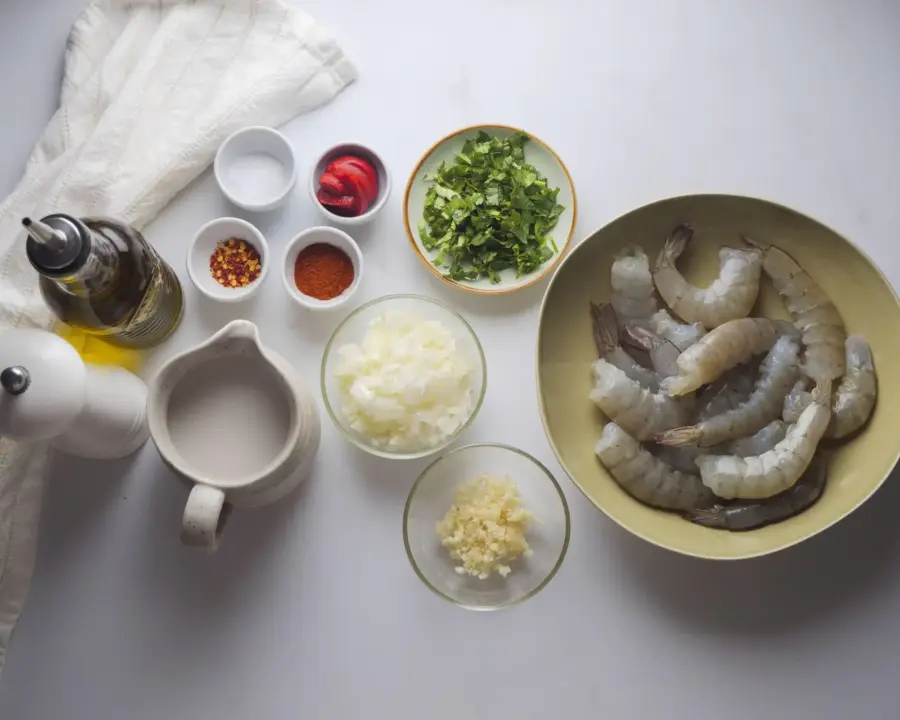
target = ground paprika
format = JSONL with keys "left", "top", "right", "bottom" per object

{"left": 293, "top": 242, "right": 355, "bottom": 300}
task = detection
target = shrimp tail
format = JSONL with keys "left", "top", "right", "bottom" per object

{"left": 624, "top": 323, "right": 681, "bottom": 378}
{"left": 590, "top": 302, "right": 620, "bottom": 357}
{"left": 655, "top": 426, "right": 703, "bottom": 447}
{"left": 811, "top": 380, "right": 833, "bottom": 405}
{"left": 657, "top": 224, "right": 693, "bottom": 269}
{"left": 682, "top": 506, "right": 728, "bottom": 529}
{"left": 739, "top": 233, "right": 767, "bottom": 251}
{"left": 624, "top": 324, "right": 661, "bottom": 351}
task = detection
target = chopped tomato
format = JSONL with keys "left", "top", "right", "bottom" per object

{"left": 337, "top": 156, "right": 378, "bottom": 189}
{"left": 317, "top": 154, "right": 380, "bottom": 217}
{"left": 316, "top": 189, "right": 359, "bottom": 217}
{"left": 318, "top": 171, "right": 345, "bottom": 197}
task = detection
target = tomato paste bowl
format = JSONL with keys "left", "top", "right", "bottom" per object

{"left": 536, "top": 193, "right": 900, "bottom": 560}
{"left": 281, "top": 226, "right": 363, "bottom": 311}
{"left": 309, "top": 142, "right": 391, "bottom": 226}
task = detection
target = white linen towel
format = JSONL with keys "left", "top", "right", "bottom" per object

{"left": 0, "top": 0, "right": 356, "bottom": 675}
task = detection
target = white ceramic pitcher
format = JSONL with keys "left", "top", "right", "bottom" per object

{"left": 147, "top": 320, "right": 320, "bottom": 551}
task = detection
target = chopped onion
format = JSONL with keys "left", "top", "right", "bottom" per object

{"left": 334, "top": 310, "right": 475, "bottom": 451}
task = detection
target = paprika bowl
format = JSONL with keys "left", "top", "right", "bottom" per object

{"left": 281, "top": 226, "right": 363, "bottom": 310}
{"left": 187, "top": 217, "right": 269, "bottom": 303}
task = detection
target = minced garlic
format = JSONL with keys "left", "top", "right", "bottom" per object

{"left": 436, "top": 473, "right": 535, "bottom": 579}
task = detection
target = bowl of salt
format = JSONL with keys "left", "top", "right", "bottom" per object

{"left": 214, "top": 126, "right": 298, "bottom": 212}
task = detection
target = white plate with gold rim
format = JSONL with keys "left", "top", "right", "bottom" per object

{"left": 403, "top": 124, "right": 577, "bottom": 295}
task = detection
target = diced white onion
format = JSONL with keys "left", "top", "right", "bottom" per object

{"left": 333, "top": 310, "right": 474, "bottom": 451}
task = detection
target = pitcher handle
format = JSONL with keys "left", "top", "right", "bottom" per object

{"left": 181, "top": 484, "right": 229, "bottom": 552}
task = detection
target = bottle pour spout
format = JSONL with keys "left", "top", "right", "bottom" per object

{"left": 22, "top": 217, "right": 69, "bottom": 251}
{"left": 22, "top": 214, "right": 89, "bottom": 273}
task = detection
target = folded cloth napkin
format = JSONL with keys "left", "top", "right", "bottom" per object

{"left": 0, "top": 0, "right": 355, "bottom": 674}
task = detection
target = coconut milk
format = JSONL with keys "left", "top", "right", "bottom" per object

{"left": 165, "top": 357, "right": 291, "bottom": 481}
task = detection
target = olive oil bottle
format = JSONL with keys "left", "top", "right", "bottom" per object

{"left": 23, "top": 214, "right": 183, "bottom": 349}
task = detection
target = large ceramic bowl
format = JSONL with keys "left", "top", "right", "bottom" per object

{"left": 537, "top": 194, "right": 900, "bottom": 560}
{"left": 403, "top": 124, "right": 577, "bottom": 295}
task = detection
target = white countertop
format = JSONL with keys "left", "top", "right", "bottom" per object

{"left": 3, "top": 1, "right": 900, "bottom": 718}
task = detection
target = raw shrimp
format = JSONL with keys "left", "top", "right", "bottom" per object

{"left": 648, "top": 309, "right": 706, "bottom": 351}
{"left": 684, "top": 456, "right": 826, "bottom": 531}
{"left": 610, "top": 245, "right": 658, "bottom": 326}
{"left": 693, "top": 366, "right": 757, "bottom": 422}
{"left": 653, "top": 445, "right": 707, "bottom": 474}
{"left": 662, "top": 317, "right": 798, "bottom": 396}
{"left": 595, "top": 423, "right": 714, "bottom": 510}
{"left": 653, "top": 419, "right": 785, "bottom": 472}
{"left": 656, "top": 336, "right": 800, "bottom": 447}
{"left": 624, "top": 325, "right": 681, "bottom": 379}
{"left": 782, "top": 379, "right": 810, "bottom": 424}
{"left": 829, "top": 335, "right": 877, "bottom": 438}
{"left": 743, "top": 237, "right": 845, "bottom": 383}
{"left": 589, "top": 360, "right": 687, "bottom": 440}
{"left": 782, "top": 336, "right": 877, "bottom": 439}
{"left": 654, "top": 224, "right": 762, "bottom": 329}
{"left": 728, "top": 420, "right": 787, "bottom": 457}
{"left": 591, "top": 302, "right": 660, "bottom": 391}
{"left": 695, "top": 388, "right": 831, "bottom": 499}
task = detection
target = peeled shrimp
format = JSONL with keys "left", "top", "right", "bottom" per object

{"left": 684, "top": 456, "right": 825, "bottom": 531}
{"left": 608, "top": 242, "right": 705, "bottom": 348}
{"left": 695, "top": 389, "right": 831, "bottom": 499}
{"left": 653, "top": 445, "right": 707, "bottom": 474}
{"left": 654, "top": 224, "right": 762, "bottom": 329}
{"left": 782, "top": 379, "right": 809, "bottom": 424}
{"left": 830, "top": 335, "right": 877, "bottom": 437}
{"left": 743, "top": 237, "right": 845, "bottom": 384}
{"left": 610, "top": 245, "right": 658, "bottom": 326}
{"left": 656, "top": 336, "right": 800, "bottom": 447}
{"left": 728, "top": 420, "right": 787, "bottom": 457}
{"left": 654, "top": 419, "right": 786, "bottom": 472}
{"left": 647, "top": 309, "right": 706, "bottom": 352}
{"left": 693, "top": 366, "right": 756, "bottom": 422}
{"left": 591, "top": 302, "right": 660, "bottom": 391}
{"left": 782, "top": 335, "right": 876, "bottom": 439}
{"left": 662, "top": 317, "right": 798, "bottom": 396}
{"left": 595, "top": 423, "right": 714, "bottom": 510}
{"left": 589, "top": 360, "right": 687, "bottom": 440}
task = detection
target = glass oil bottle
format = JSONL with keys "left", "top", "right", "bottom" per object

{"left": 23, "top": 213, "right": 184, "bottom": 349}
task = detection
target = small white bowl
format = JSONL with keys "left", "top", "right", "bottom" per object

{"left": 309, "top": 142, "right": 391, "bottom": 227}
{"left": 187, "top": 217, "right": 269, "bottom": 302}
{"left": 281, "top": 226, "right": 363, "bottom": 310}
{"left": 214, "top": 127, "right": 297, "bottom": 212}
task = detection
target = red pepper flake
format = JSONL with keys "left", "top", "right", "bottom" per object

{"left": 293, "top": 243, "right": 354, "bottom": 300}
{"left": 209, "top": 237, "right": 262, "bottom": 288}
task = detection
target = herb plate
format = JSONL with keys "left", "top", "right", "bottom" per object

{"left": 403, "top": 125, "right": 577, "bottom": 295}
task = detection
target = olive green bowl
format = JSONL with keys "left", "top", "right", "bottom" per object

{"left": 537, "top": 194, "right": 900, "bottom": 560}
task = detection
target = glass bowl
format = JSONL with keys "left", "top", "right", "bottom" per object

{"left": 403, "top": 443, "right": 571, "bottom": 610}
{"left": 320, "top": 294, "right": 487, "bottom": 459}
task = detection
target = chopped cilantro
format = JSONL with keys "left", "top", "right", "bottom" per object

{"left": 418, "top": 131, "right": 565, "bottom": 283}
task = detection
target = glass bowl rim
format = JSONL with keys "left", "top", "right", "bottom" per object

{"left": 402, "top": 441, "right": 572, "bottom": 610}
{"left": 320, "top": 293, "right": 488, "bottom": 460}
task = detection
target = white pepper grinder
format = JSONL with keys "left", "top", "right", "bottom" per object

{"left": 0, "top": 328, "right": 149, "bottom": 459}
